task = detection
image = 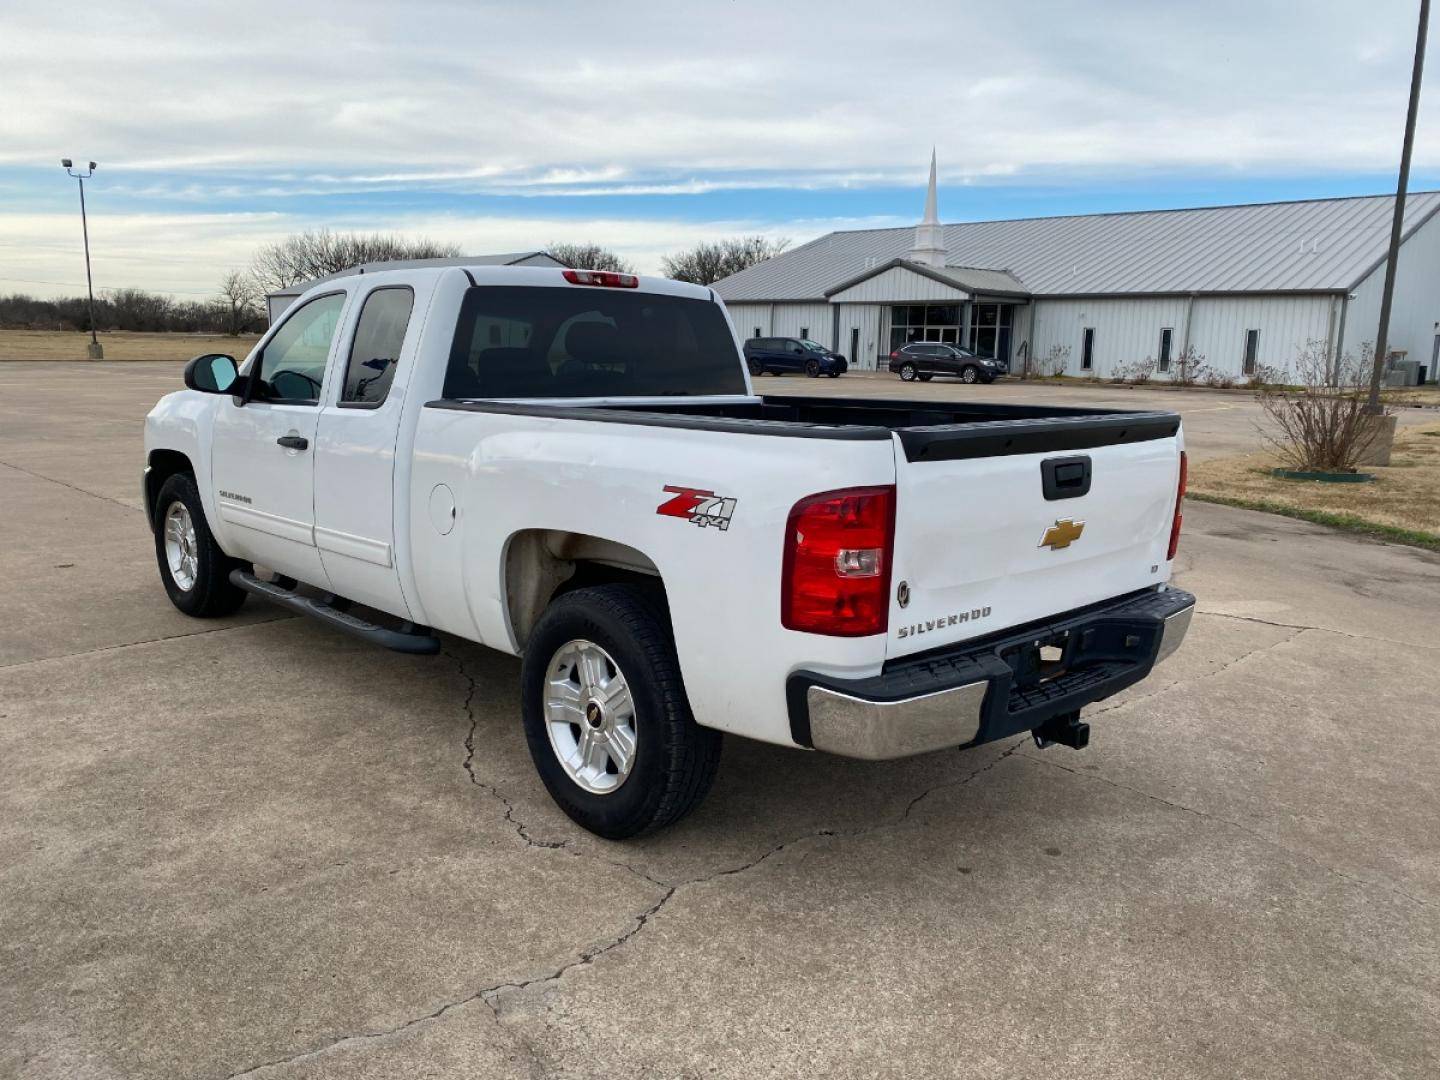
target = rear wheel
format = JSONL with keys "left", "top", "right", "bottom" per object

{"left": 153, "top": 473, "right": 247, "bottom": 617}
{"left": 898, "top": 363, "right": 918, "bottom": 382}
{"left": 804, "top": 359, "right": 820, "bottom": 378}
{"left": 521, "top": 585, "right": 723, "bottom": 839}
{"left": 960, "top": 366, "right": 980, "bottom": 384}
{"left": 747, "top": 358, "right": 762, "bottom": 376}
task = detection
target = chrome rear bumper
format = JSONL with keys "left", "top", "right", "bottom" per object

{"left": 793, "top": 588, "right": 1196, "bottom": 761}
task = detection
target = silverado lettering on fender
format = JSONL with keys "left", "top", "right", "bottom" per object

{"left": 143, "top": 263, "right": 1194, "bottom": 839}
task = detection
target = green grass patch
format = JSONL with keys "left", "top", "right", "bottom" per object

{"left": 1189, "top": 492, "right": 1440, "bottom": 551}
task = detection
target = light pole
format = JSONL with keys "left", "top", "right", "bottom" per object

{"left": 61, "top": 158, "right": 103, "bottom": 360}
{"left": 1366, "top": 0, "right": 1430, "bottom": 412}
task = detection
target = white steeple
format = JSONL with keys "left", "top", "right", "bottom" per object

{"left": 909, "top": 148, "right": 946, "bottom": 266}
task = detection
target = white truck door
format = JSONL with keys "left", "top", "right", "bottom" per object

{"left": 310, "top": 284, "right": 418, "bottom": 618}
{"left": 210, "top": 290, "right": 349, "bottom": 587}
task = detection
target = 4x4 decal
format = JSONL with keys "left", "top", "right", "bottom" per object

{"left": 657, "top": 486, "right": 736, "bottom": 531}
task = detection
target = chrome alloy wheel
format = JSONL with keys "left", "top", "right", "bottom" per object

{"left": 544, "top": 639, "right": 638, "bottom": 795}
{"left": 163, "top": 500, "right": 199, "bottom": 592}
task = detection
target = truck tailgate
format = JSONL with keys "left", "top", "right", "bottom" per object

{"left": 887, "top": 413, "right": 1182, "bottom": 660}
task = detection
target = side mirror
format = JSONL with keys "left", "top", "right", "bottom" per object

{"left": 183, "top": 353, "right": 239, "bottom": 394}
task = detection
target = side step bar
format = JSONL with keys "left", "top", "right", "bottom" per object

{"left": 230, "top": 569, "right": 441, "bottom": 655}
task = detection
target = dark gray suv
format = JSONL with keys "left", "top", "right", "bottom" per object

{"left": 887, "top": 343, "right": 1007, "bottom": 384}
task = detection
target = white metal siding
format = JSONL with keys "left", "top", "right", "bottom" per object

{"left": 1028, "top": 297, "right": 1189, "bottom": 378}
{"left": 724, "top": 303, "right": 771, "bottom": 340}
{"left": 833, "top": 303, "right": 884, "bottom": 370}
{"left": 1343, "top": 208, "right": 1440, "bottom": 370}
{"left": 769, "top": 303, "right": 833, "bottom": 342}
{"left": 1187, "top": 295, "right": 1333, "bottom": 378}
{"left": 827, "top": 266, "right": 969, "bottom": 304}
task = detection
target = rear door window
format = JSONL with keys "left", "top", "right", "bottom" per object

{"left": 445, "top": 286, "right": 746, "bottom": 398}
{"left": 341, "top": 287, "right": 414, "bottom": 406}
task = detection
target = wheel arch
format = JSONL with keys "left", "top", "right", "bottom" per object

{"left": 145, "top": 449, "right": 195, "bottom": 531}
{"left": 502, "top": 528, "right": 667, "bottom": 653}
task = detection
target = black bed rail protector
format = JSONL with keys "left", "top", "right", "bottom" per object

{"left": 897, "top": 411, "right": 1180, "bottom": 463}
{"left": 424, "top": 399, "right": 893, "bottom": 440}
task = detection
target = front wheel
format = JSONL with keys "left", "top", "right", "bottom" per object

{"left": 960, "top": 366, "right": 980, "bottom": 384}
{"left": 521, "top": 585, "right": 723, "bottom": 839}
{"left": 898, "top": 363, "right": 918, "bottom": 381}
{"left": 152, "top": 473, "right": 248, "bottom": 617}
{"left": 804, "top": 359, "right": 820, "bottom": 378}
{"left": 747, "top": 358, "right": 762, "bottom": 376}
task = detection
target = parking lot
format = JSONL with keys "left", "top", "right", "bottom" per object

{"left": 3, "top": 361, "right": 1438, "bottom": 1079}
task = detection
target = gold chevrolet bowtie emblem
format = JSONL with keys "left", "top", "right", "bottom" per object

{"left": 1039, "top": 518, "right": 1086, "bottom": 550}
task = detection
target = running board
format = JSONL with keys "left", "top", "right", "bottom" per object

{"left": 230, "top": 570, "right": 441, "bottom": 655}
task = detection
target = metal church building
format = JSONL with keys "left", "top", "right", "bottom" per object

{"left": 714, "top": 155, "right": 1440, "bottom": 380}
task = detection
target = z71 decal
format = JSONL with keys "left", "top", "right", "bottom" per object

{"left": 657, "top": 486, "right": 737, "bottom": 531}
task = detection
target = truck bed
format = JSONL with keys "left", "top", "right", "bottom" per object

{"left": 427, "top": 394, "right": 1182, "bottom": 459}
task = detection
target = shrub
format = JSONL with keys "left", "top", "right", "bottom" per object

{"left": 1171, "top": 346, "right": 1212, "bottom": 387}
{"left": 1256, "top": 341, "right": 1384, "bottom": 471}
{"left": 1032, "top": 344, "right": 1070, "bottom": 378}
{"left": 1110, "top": 356, "right": 1157, "bottom": 385}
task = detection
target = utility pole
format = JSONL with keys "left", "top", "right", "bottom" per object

{"left": 1367, "top": 0, "right": 1430, "bottom": 411}
{"left": 61, "top": 159, "right": 103, "bottom": 360}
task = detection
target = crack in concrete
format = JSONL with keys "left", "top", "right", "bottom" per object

{"left": 1198, "top": 609, "right": 1440, "bottom": 654}
{"left": 0, "top": 617, "right": 292, "bottom": 673}
{"left": 0, "top": 457, "right": 141, "bottom": 513}
{"left": 1083, "top": 623, "right": 1307, "bottom": 719}
{"left": 1017, "top": 751, "right": 1431, "bottom": 909}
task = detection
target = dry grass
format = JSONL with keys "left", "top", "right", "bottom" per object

{"left": 1189, "top": 422, "right": 1440, "bottom": 547}
{"left": 0, "top": 329, "right": 260, "bottom": 362}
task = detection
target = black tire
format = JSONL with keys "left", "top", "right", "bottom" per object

{"left": 152, "top": 472, "right": 248, "bottom": 617}
{"left": 521, "top": 585, "right": 723, "bottom": 839}
{"left": 898, "top": 363, "right": 918, "bottom": 381}
{"left": 960, "top": 366, "right": 980, "bottom": 384}
{"left": 747, "top": 358, "right": 762, "bottom": 376}
{"left": 805, "top": 359, "right": 820, "bottom": 378}
{"left": 918, "top": 373, "right": 934, "bottom": 382}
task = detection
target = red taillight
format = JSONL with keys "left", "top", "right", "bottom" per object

{"left": 782, "top": 486, "right": 896, "bottom": 636}
{"left": 562, "top": 268, "right": 639, "bottom": 288}
{"left": 1167, "top": 451, "right": 1187, "bottom": 560}
{"left": 890, "top": 349, "right": 900, "bottom": 359}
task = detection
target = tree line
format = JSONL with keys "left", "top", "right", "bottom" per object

{"left": 1, "top": 230, "right": 788, "bottom": 336}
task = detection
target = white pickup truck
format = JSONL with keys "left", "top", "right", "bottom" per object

{"left": 144, "top": 263, "right": 1194, "bottom": 838}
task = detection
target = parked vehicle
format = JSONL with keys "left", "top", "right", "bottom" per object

{"left": 143, "top": 263, "right": 1193, "bottom": 839}
{"left": 889, "top": 342, "right": 1007, "bottom": 384}
{"left": 744, "top": 336, "right": 848, "bottom": 378}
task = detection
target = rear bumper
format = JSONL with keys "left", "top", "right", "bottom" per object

{"left": 787, "top": 587, "right": 1195, "bottom": 760}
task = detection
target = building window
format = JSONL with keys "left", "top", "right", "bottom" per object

{"left": 965, "top": 303, "right": 1012, "bottom": 358}
{"left": 753, "top": 327, "right": 762, "bottom": 338}
{"left": 799, "top": 327, "right": 809, "bottom": 340}
{"left": 1243, "top": 329, "right": 1259, "bottom": 375}
{"left": 1081, "top": 327, "right": 1095, "bottom": 371}
{"left": 890, "top": 304, "right": 962, "bottom": 352}
{"left": 1157, "top": 327, "right": 1174, "bottom": 373}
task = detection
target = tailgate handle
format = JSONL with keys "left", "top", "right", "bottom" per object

{"left": 1041, "top": 455, "right": 1091, "bottom": 500}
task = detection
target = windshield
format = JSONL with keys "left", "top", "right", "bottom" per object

{"left": 445, "top": 286, "right": 747, "bottom": 399}
{"left": 799, "top": 339, "right": 829, "bottom": 353}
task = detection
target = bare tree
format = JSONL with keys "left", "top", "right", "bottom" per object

{"left": 546, "top": 242, "right": 635, "bottom": 274}
{"left": 109, "top": 288, "right": 173, "bottom": 332}
{"left": 661, "top": 235, "right": 790, "bottom": 286}
{"left": 1257, "top": 341, "right": 1383, "bottom": 471}
{"left": 249, "top": 229, "right": 462, "bottom": 293}
{"left": 215, "top": 270, "right": 262, "bottom": 336}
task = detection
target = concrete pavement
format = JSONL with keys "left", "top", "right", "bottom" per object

{"left": 2, "top": 361, "right": 1438, "bottom": 1079}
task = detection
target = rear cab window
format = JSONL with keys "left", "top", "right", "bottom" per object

{"left": 341, "top": 287, "right": 415, "bottom": 407}
{"left": 444, "top": 286, "right": 746, "bottom": 399}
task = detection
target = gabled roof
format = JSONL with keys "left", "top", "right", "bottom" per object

{"left": 267, "top": 251, "right": 563, "bottom": 299}
{"left": 824, "top": 259, "right": 1029, "bottom": 300}
{"left": 713, "top": 192, "right": 1440, "bottom": 302}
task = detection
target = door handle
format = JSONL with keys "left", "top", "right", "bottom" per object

{"left": 276, "top": 435, "right": 309, "bottom": 451}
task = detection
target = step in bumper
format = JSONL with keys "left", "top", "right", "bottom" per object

{"left": 787, "top": 587, "right": 1196, "bottom": 760}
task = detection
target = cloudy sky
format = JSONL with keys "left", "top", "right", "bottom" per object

{"left": 3, "top": 0, "right": 1439, "bottom": 298}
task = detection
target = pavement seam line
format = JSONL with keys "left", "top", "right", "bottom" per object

{"left": 1016, "top": 750, "right": 1431, "bottom": 909}
{"left": 0, "top": 616, "right": 294, "bottom": 672}
{"left": 1197, "top": 608, "right": 1440, "bottom": 654}
{"left": 0, "top": 457, "right": 141, "bottom": 513}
